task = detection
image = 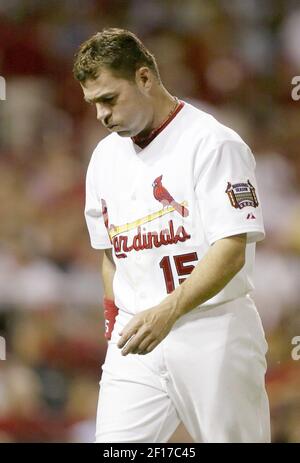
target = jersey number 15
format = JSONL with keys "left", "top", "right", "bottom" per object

{"left": 159, "top": 252, "right": 198, "bottom": 294}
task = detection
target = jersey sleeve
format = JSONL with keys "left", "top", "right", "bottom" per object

{"left": 85, "top": 154, "right": 112, "bottom": 250}
{"left": 195, "top": 140, "right": 265, "bottom": 245}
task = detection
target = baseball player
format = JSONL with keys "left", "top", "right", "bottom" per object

{"left": 73, "top": 28, "right": 271, "bottom": 443}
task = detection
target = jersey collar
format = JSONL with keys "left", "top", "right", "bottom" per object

{"left": 131, "top": 100, "right": 184, "bottom": 149}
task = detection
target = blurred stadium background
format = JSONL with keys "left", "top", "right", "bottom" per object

{"left": 0, "top": 0, "right": 299, "bottom": 443}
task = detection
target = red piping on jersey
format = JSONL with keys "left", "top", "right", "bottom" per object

{"left": 132, "top": 100, "right": 184, "bottom": 149}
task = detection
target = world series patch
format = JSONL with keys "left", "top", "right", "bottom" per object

{"left": 226, "top": 180, "right": 259, "bottom": 209}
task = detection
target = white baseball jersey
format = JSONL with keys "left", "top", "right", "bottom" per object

{"left": 85, "top": 101, "right": 265, "bottom": 314}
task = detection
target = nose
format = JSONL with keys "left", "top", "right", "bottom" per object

{"left": 96, "top": 103, "right": 112, "bottom": 126}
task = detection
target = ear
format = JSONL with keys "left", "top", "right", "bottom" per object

{"left": 135, "top": 67, "right": 152, "bottom": 93}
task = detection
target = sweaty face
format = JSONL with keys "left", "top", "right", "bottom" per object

{"left": 81, "top": 68, "right": 152, "bottom": 137}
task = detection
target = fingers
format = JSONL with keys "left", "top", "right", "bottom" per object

{"left": 135, "top": 336, "right": 154, "bottom": 354}
{"left": 119, "top": 329, "right": 159, "bottom": 356}
{"left": 139, "top": 340, "right": 158, "bottom": 355}
{"left": 117, "top": 317, "right": 152, "bottom": 352}
{"left": 116, "top": 311, "right": 163, "bottom": 356}
{"left": 117, "top": 321, "right": 157, "bottom": 356}
{"left": 120, "top": 331, "right": 152, "bottom": 356}
{"left": 117, "top": 322, "right": 139, "bottom": 349}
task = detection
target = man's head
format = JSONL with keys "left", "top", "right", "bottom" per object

{"left": 73, "top": 28, "right": 162, "bottom": 137}
{"left": 73, "top": 28, "right": 160, "bottom": 84}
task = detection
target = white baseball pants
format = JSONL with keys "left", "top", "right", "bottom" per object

{"left": 95, "top": 294, "right": 271, "bottom": 443}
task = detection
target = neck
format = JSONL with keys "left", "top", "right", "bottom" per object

{"left": 138, "top": 88, "right": 177, "bottom": 139}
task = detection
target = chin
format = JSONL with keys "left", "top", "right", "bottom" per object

{"left": 117, "top": 130, "right": 133, "bottom": 137}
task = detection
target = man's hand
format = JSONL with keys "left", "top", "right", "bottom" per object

{"left": 117, "top": 302, "right": 178, "bottom": 356}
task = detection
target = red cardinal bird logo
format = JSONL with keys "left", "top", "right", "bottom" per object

{"left": 152, "top": 175, "right": 189, "bottom": 217}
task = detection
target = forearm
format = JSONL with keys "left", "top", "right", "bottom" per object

{"left": 165, "top": 233, "right": 246, "bottom": 320}
{"left": 101, "top": 248, "right": 116, "bottom": 299}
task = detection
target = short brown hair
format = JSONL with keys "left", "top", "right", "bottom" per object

{"left": 73, "top": 28, "right": 160, "bottom": 83}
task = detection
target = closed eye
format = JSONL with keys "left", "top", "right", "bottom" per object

{"left": 103, "top": 96, "right": 115, "bottom": 102}
{"left": 85, "top": 94, "right": 118, "bottom": 105}
{"left": 97, "top": 95, "right": 117, "bottom": 104}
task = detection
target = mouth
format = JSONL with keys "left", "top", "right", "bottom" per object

{"left": 106, "top": 124, "right": 118, "bottom": 131}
